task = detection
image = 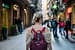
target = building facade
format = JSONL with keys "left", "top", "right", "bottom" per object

{"left": 0, "top": 0, "right": 36, "bottom": 40}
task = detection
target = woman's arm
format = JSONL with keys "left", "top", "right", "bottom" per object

{"left": 43, "top": 27, "right": 52, "bottom": 50}
{"left": 26, "top": 28, "right": 32, "bottom": 46}
{"left": 43, "top": 28, "right": 51, "bottom": 44}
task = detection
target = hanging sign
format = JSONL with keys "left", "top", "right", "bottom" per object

{"left": 2, "top": 3, "right": 10, "bottom": 9}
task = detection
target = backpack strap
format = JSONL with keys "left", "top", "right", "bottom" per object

{"left": 31, "top": 28, "right": 37, "bottom": 34}
{"left": 41, "top": 27, "right": 45, "bottom": 33}
{"left": 31, "top": 27, "right": 45, "bottom": 34}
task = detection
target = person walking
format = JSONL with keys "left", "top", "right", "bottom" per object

{"left": 51, "top": 17, "right": 58, "bottom": 38}
{"left": 59, "top": 19, "right": 65, "bottom": 36}
{"left": 47, "top": 18, "right": 52, "bottom": 32}
{"left": 65, "top": 18, "right": 71, "bottom": 39}
{"left": 17, "top": 17, "right": 23, "bottom": 33}
{"left": 26, "top": 13, "right": 52, "bottom": 50}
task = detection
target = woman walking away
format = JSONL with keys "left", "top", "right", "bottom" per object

{"left": 26, "top": 13, "right": 52, "bottom": 50}
{"left": 59, "top": 19, "right": 65, "bottom": 36}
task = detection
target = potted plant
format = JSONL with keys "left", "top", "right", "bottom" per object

{"left": 2, "top": 26, "right": 8, "bottom": 40}
{"left": 10, "top": 25, "right": 18, "bottom": 35}
{"left": 0, "top": 30, "right": 3, "bottom": 41}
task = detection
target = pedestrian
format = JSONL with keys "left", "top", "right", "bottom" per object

{"left": 14, "top": 17, "right": 18, "bottom": 34}
{"left": 65, "top": 18, "right": 71, "bottom": 39}
{"left": 59, "top": 19, "right": 65, "bottom": 36}
{"left": 47, "top": 19, "right": 52, "bottom": 32}
{"left": 51, "top": 17, "right": 58, "bottom": 38}
{"left": 17, "top": 17, "right": 23, "bottom": 33}
{"left": 26, "top": 13, "right": 52, "bottom": 50}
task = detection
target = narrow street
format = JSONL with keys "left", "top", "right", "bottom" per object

{"left": 0, "top": 0, "right": 75, "bottom": 50}
{"left": 0, "top": 28, "right": 75, "bottom": 50}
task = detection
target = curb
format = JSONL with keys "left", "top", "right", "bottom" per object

{"left": 68, "top": 36, "right": 75, "bottom": 43}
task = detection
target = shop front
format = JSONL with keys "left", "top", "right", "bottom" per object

{"left": 0, "top": 0, "right": 2, "bottom": 40}
{"left": 23, "top": 7, "right": 32, "bottom": 27}
{"left": 10, "top": 4, "right": 21, "bottom": 35}
{"left": 66, "top": 3, "right": 75, "bottom": 38}
{"left": 71, "top": 4, "right": 75, "bottom": 37}
{"left": 2, "top": 3, "right": 10, "bottom": 40}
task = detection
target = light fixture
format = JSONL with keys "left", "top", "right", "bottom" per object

{"left": 2, "top": 3, "right": 4, "bottom": 7}
{"left": 24, "top": 9, "right": 27, "bottom": 12}
{"left": 30, "top": 4, "right": 35, "bottom": 7}
{"left": 13, "top": 4, "right": 18, "bottom": 10}
{"left": 67, "top": 7, "right": 72, "bottom": 13}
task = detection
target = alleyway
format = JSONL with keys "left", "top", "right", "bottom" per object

{"left": 0, "top": 28, "right": 75, "bottom": 50}
{"left": 0, "top": 0, "right": 75, "bottom": 50}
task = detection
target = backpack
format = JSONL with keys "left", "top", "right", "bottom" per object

{"left": 30, "top": 27, "right": 47, "bottom": 50}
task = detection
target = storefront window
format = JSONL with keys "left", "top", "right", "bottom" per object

{"left": 2, "top": 3, "right": 10, "bottom": 9}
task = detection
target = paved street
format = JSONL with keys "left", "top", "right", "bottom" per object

{"left": 0, "top": 31, "right": 26, "bottom": 50}
{"left": 0, "top": 28, "right": 75, "bottom": 50}
{"left": 51, "top": 31, "right": 75, "bottom": 50}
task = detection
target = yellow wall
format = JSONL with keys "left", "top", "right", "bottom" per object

{"left": 3, "top": 8, "right": 8, "bottom": 28}
{"left": 72, "top": 3, "right": 75, "bottom": 24}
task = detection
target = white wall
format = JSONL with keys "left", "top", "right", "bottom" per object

{"left": 37, "top": 0, "right": 42, "bottom": 10}
{"left": 42, "top": 0, "right": 47, "bottom": 21}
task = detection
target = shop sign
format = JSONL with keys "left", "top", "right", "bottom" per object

{"left": 64, "top": 0, "right": 69, "bottom": 3}
{"left": 2, "top": 3, "right": 10, "bottom": 9}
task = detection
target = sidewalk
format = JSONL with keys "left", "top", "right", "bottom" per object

{"left": 0, "top": 30, "right": 26, "bottom": 50}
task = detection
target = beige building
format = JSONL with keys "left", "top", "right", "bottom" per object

{"left": 42, "top": 0, "right": 54, "bottom": 20}
{"left": 0, "top": 0, "right": 34, "bottom": 37}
